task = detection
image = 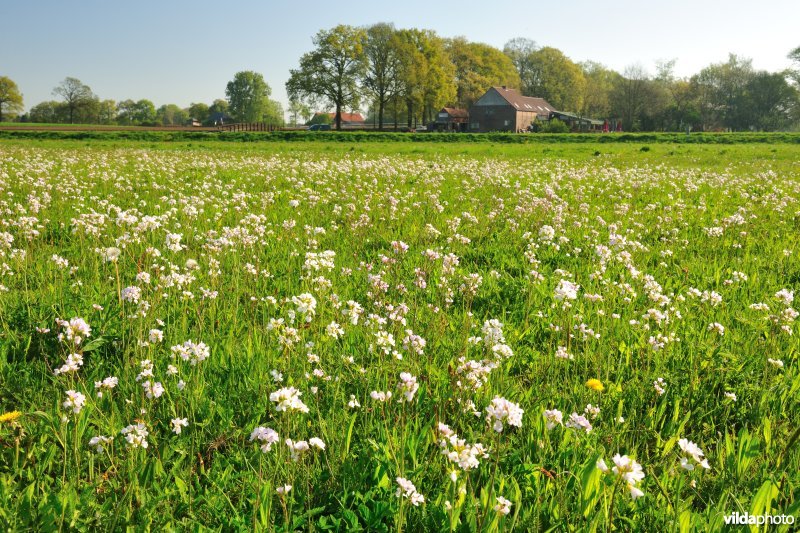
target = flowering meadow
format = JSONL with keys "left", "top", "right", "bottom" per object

{"left": 0, "top": 141, "right": 798, "bottom": 530}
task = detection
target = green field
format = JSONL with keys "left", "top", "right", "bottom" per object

{"left": 0, "top": 139, "right": 798, "bottom": 531}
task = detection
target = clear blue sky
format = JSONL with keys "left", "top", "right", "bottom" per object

{"left": 3, "top": 0, "right": 798, "bottom": 116}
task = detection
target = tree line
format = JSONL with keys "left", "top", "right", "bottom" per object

{"left": 0, "top": 72, "right": 284, "bottom": 127}
{"left": 287, "top": 25, "right": 800, "bottom": 131}
{"left": 2, "top": 30, "right": 799, "bottom": 131}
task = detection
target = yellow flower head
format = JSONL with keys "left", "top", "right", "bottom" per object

{"left": 0, "top": 411, "right": 22, "bottom": 423}
{"left": 585, "top": 379, "right": 605, "bottom": 392}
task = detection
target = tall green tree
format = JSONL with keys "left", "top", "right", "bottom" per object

{"left": 610, "top": 64, "right": 653, "bottom": 131}
{"left": 447, "top": 38, "right": 520, "bottom": 108}
{"left": 393, "top": 28, "right": 454, "bottom": 127}
{"left": 741, "top": 71, "right": 798, "bottom": 130}
{"left": 579, "top": 61, "right": 618, "bottom": 119}
{"left": 288, "top": 98, "right": 311, "bottom": 126}
{"left": 157, "top": 104, "right": 189, "bottom": 126}
{"left": 52, "top": 77, "right": 94, "bottom": 123}
{"left": 286, "top": 25, "right": 367, "bottom": 130}
{"left": 116, "top": 99, "right": 156, "bottom": 125}
{"left": 97, "top": 99, "right": 117, "bottom": 125}
{"left": 226, "top": 71, "right": 282, "bottom": 123}
{"left": 503, "top": 38, "right": 539, "bottom": 96}
{"left": 0, "top": 76, "right": 24, "bottom": 122}
{"left": 29, "top": 101, "right": 66, "bottom": 123}
{"left": 187, "top": 102, "right": 209, "bottom": 123}
{"left": 362, "top": 23, "right": 401, "bottom": 129}
{"left": 525, "top": 47, "right": 586, "bottom": 111}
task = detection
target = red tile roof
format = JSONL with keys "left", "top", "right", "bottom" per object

{"left": 315, "top": 112, "right": 365, "bottom": 123}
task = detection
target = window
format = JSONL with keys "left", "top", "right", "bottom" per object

{"left": 504, "top": 120, "right": 511, "bottom": 126}
{"left": 470, "top": 122, "right": 480, "bottom": 129}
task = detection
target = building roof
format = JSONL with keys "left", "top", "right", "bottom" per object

{"left": 477, "top": 87, "right": 556, "bottom": 115}
{"left": 441, "top": 107, "right": 469, "bottom": 118}
{"left": 550, "top": 111, "right": 604, "bottom": 125}
{"left": 315, "top": 112, "right": 365, "bottom": 123}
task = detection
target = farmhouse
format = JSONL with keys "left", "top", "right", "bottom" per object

{"left": 433, "top": 107, "right": 469, "bottom": 132}
{"left": 312, "top": 112, "right": 366, "bottom": 126}
{"left": 468, "top": 87, "right": 555, "bottom": 133}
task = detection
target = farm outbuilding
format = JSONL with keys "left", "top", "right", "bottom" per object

{"left": 433, "top": 107, "right": 469, "bottom": 132}
{"left": 548, "top": 111, "right": 604, "bottom": 132}
{"left": 468, "top": 87, "right": 556, "bottom": 133}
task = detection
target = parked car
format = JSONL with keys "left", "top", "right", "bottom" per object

{"left": 308, "top": 124, "right": 332, "bottom": 131}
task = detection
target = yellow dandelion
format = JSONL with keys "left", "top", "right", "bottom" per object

{"left": 0, "top": 411, "right": 22, "bottom": 423}
{"left": 585, "top": 379, "right": 604, "bottom": 392}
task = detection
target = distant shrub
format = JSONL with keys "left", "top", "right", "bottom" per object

{"left": 541, "top": 119, "right": 570, "bottom": 134}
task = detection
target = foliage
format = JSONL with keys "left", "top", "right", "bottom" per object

{"left": 540, "top": 118, "right": 570, "bottom": 133}
{"left": 225, "top": 71, "right": 284, "bottom": 124}
{"left": 52, "top": 77, "right": 95, "bottom": 124}
{"left": 447, "top": 38, "right": 520, "bottom": 109}
{"left": 392, "top": 28, "right": 455, "bottom": 126}
{"left": 503, "top": 38, "right": 539, "bottom": 97}
{"left": 0, "top": 76, "right": 24, "bottom": 122}
{"left": 286, "top": 25, "right": 368, "bottom": 130}
{"left": 362, "top": 23, "right": 401, "bottom": 129}
{"left": 117, "top": 99, "right": 157, "bottom": 126}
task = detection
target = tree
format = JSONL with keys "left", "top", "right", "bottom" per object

{"left": 610, "top": 64, "right": 652, "bottom": 131}
{"left": 117, "top": 99, "right": 156, "bottom": 125}
{"left": 307, "top": 112, "right": 333, "bottom": 126}
{"left": 579, "top": 61, "right": 618, "bottom": 119}
{"left": 362, "top": 23, "right": 401, "bottom": 129}
{"left": 526, "top": 47, "right": 586, "bottom": 111}
{"left": 286, "top": 25, "right": 368, "bottom": 130}
{"left": 447, "top": 38, "right": 520, "bottom": 109}
{"left": 741, "top": 72, "right": 798, "bottom": 130}
{"left": 29, "top": 101, "right": 66, "bottom": 123}
{"left": 392, "top": 28, "right": 455, "bottom": 127}
{"left": 157, "top": 104, "right": 189, "bottom": 126}
{"left": 788, "top": 46, "right": 800, "bottom": 85}
{"left": 692, "top": 54, "right": 754, "bottom": 130}
{"left": 97, "top": 99, "right": 117, "bottom": 124}
{"left": 288, "top": 98, "right": 311, "bottom": 126}
{"left": 225, "top": 71, "right": 282, "bottom": 123}
{"left": 0, "top": 76, "right": 24, "bottom": 122}
{"left": 53, "top": 77, "right": 94, "bottom": 124}
{"left": 503, "top": 38, "right": 539, "bottom": 96}
{"left": 188, "top": 102, "right": 209, "bottom": 123}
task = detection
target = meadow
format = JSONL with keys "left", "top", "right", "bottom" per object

{"left": 0, "top": 138, "right": 798, "bottom": 531}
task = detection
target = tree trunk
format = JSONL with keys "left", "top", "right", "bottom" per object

{"left": 378, "top": 99, "right": 384, "bottom": 131}
{"left": 335, "top": 103, "right": 342, "bottom": 131}
{"left": 406, "top": 100, "right": 413, "bottom": 131}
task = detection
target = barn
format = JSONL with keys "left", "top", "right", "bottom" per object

{"left": 433, "top": 107, "right": 469, "bottom": 132}
{"left": 468, "top": 87, "right": 556, "bottom": 133}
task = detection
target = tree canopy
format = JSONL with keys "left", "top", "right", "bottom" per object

{"left": 0, "top": 76, "right": 24, "bottom": 122}
{"left": 286, "top": 25, "right": 368, "bottom": 130}
{"left": 448, "top": 38, "right": 520, "bottom": 109}
{"left": 226, "top": 71, "right": 283, "bottom": 124}
{"left": 52, "top": 77, "right": 94, "bottom": 124}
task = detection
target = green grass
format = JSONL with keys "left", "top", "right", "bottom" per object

{"left": 0, "top": 139, "right": 798, "bottom": 531}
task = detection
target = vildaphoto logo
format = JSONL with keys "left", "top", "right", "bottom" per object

{"left": 724, "top": 512, "right": 795, "bottom": 526}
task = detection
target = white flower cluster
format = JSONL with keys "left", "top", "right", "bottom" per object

{"left": 395, "top": 477, "right": 425, "bottom": 506}
{"left": 596, "top": 454, "right": 645, "bottom": 499}
{"left": 250, "top": 426, "right": 280, "bottom": 453}
{"left": 269, "top": 387, "right": 310, "bottom": 413}
{"left": 678, "top": 438, "right": 710, "bottom": 471}
{"left": 121, "top": 423, "right": 149, "bottom": 449}
{"left": 485, "top": 396, "right": 523, "bottom": 432}
{"left": 170, "top": 340, "right": 210, "bottom": 365}
{"left": 436, "top": 423, "right": 488, "bottom": 471}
